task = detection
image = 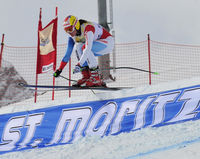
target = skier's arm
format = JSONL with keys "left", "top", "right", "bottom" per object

{"left": 54, "top": 37, "right": 74, "bottom": 77}
{"left": 79, "top": 25, "right": 95, "bottom": 66}
{"left": 58, "top": 37, "right": 75, "bottom": 70}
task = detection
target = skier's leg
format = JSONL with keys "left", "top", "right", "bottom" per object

{"left": 85, "top": 36, "right": 114, "bottom": 87}
{"left": 92, "top": 36, "right": 114, "bottom": 56}
{"left": 73, "top": 43, "right": 90, "bottom": 86}
{"left": 75, "top": 36, "right": 114, "bottom": 87}
{"left": 79, "top": 36, "right": 114, "bottom": 69}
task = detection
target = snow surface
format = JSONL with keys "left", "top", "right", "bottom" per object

{"left": 1, "top": 72, "right": 200, "bottom": 158}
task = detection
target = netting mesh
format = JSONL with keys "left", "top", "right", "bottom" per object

{"left": 1, "top": 46, "right": 37, "bottom": 82}
{"left": 112, "top": 41, "right": 149, "bottom": 87}
{"left": 1, "top": 39, "right": 200, "bottom": 102}
{"left": 150, "top": 40, "right": 200, "bottom": 84}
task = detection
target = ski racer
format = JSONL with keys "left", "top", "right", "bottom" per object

{"left": 53, "top": 15, "right": 114, "bottom": 87}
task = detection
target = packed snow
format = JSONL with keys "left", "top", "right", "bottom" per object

{"left": 1, "top": 61, "right": 200, "bottom": 159}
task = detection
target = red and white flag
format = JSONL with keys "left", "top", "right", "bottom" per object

{"left": 36, "top": 13, "right": 57, "bottom": 74}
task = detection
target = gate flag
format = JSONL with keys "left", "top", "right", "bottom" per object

{"left": 36, "top": 13, "right": 57, "bottom": 74}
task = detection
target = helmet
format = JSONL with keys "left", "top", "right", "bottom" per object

{"left": 63, "top": 15, "right": 80, "bottom": 33}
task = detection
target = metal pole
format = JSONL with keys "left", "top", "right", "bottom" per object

{"left": 0, "top": 34, "right": 5, "bottom": 68}
{"left": 35, "top": 8, "right": 42, "bottom": 103}
{"left": 109, "top": 0, "right": 116, "bottom": 74}
{"left": 98, "top": 0, "right": 110, "bottom": 31}
{"left": 98, "top": 0, "right": 111, "bottom": 80}
{"left": 52, "top": 6, "right": 58, "bottom": 101}
{"left": 148, "top": 34, "right": 152, "bottom": 85}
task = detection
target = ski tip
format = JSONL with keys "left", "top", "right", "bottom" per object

{"left": 18, "top": 82, "right": 25, "bottom": 86}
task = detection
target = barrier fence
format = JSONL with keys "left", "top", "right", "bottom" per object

{"left": 1, "top": 34, "right": 200, "bottom": 103}
{"left": 1, "top": 84, "right": 200, "bottom": 154}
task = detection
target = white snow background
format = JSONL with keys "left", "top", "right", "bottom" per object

{"left": 1, "top": 61, "right": 200, "bottom": 159}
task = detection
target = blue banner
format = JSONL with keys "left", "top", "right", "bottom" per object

{"left": 1, "top": 85, "right": 200, "bottom": 154}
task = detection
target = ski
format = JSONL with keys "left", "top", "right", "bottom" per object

{"left": 18, "top": 83, "right": 131, "bottom": 91}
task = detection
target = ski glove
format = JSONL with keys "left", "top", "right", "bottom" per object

{"left": 53, "top": 69, "right": 62, "bottom": 77}
{"left": 73, "top": 64, "right": 83, "bottom": 74}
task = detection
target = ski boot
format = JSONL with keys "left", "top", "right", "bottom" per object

{"left": 73, "top": 67, "right": 90, "bottom": 87}
{"left": 85, "top": 68, "right": 106, "bottom": 87}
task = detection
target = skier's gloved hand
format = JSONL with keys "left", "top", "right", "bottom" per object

{"left": 73, "top": 63, "right": 82, "bottom": 74}
{"left": 53, "top": 69, "right": 62, "bottom": 77}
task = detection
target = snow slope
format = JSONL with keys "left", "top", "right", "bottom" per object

{"left": 1, "top": 76, "right": 200, "bottom": 159}
{"left": 1, "top": 119, "right": 200, "bottom": 159}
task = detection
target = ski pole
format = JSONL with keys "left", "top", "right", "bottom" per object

{"left": 59, "top": 75, "right": 77, "bottom": 82}
{"left": 101, "top": 67, "right": 159, "bottom": 75}
{"left": 71, "top": 66, "right": 159, "bottom": 75}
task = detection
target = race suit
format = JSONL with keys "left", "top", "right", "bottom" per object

{"left": 59, "top": 21, "right": 114, "bottom": 70}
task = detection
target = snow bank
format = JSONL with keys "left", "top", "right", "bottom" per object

{"left": 1, "top": 116, "right": 200, "bottom": 159}
{"left": 1, "top": 73, "right": 200, "bottom": 159}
